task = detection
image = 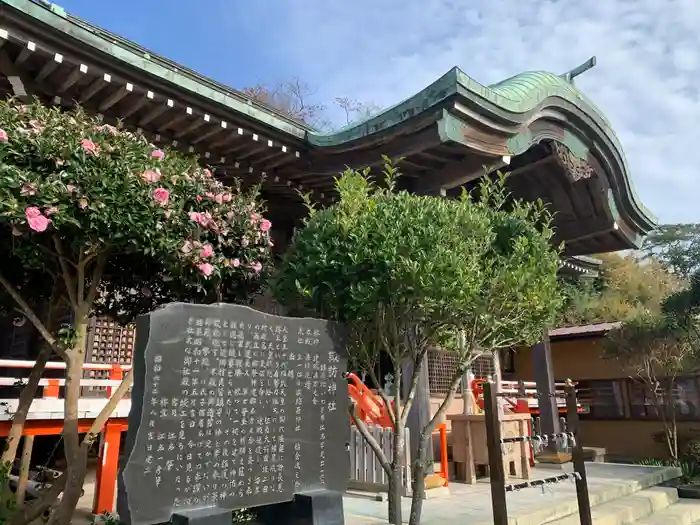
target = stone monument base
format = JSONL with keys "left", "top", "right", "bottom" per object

{"left": 172, "top": 507, "right": 232, "bottom": 525}
{"left": 256, "top": 490, "right": 345, "bottom": 525}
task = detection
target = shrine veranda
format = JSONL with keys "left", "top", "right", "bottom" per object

{"left": 117, "top": 303, "right": 350, "bottom": 525}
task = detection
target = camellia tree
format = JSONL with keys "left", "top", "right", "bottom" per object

{"left": 0, "top": 99, "right": 273, "bottom": 525}
{"left": 273, "top": 159, "right": 562, "bottom": 525}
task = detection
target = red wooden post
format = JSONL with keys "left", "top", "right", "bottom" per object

{"left": 43, "top": 379, "right": 59, "bottom": 399}
{"left": 106, "top": 365, "right": 123, "bottom": 398}
{"left": 92, "top": 419, "right": 122, "bottom": 514}
{"left": 438, "top": 423, "right": 449, "bottom": 486}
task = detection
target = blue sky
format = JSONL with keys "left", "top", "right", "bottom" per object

{"left": 57, "top": 0, "right": 700, "bottom": 224}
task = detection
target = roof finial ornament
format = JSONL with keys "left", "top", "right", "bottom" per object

{"left": 561, "top": 56, "right": 597, "bottom": 85}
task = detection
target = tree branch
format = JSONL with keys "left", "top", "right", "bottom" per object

{"left": 422, "top": 359, "right": 473, "bottom": 441}
{"left": 53, "top": 236, "right": 78, "bottom": 310}
{"left": 84, "top": 251, "right": 107, "bottom": 312}
{"left": 76, "top": 251, "right": 86, "bottom": 310}
{"left": 400, "top": 347, "right": 427, "bottom": 426}
{"left": 366, "top": 364, "right": 397, "bottom": 428}
{"left": 81, "top": 370, "right": 133, "bottom": 447}
{"left": 348, "top": 405, "right": 391, "bottom": 474}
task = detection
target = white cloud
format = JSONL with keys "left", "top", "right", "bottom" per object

{"left": 246, "top": 0, "right": 700, "bottom": 224}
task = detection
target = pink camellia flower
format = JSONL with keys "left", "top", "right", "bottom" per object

{"left": 205, "top": 192, "right": 216, "bottom": 199}
{"left": 197, "top": 263, "right": 214, "bottom": 277}
{"left": 151, "top": 149, "right": 165, "bottom": 161}
{"left": 260, "top": 219, "right": 272, "bottom": 233}
{"left": 202, "top": 168, "right": 213, "bottom": 178}
{"left": 196, "top": 195, "right": 203, "bottom": 202}
{"left": 187, "top": 211, "right": 210, "bottom": 228}
{"left": 221, "top": 192, "right": 232, "bottom": 203}
{"left": 250, "top": 261, "right": 262, "bottom": 274}
{"left": 66, "top": 184, "right": 77, "bottom": 195}
{"left": 152, "top": 187, "right": 170, "bottom": 206}
{"left": 25, "top": 207, "right": 50, "bottom": 233}
{"left": 199, "top": 244, "right": 214, "bottom": 258}
{"left": 141, "top": 170, "right": 161, "bottom": 184}
{"left": 231, "top": 258, "right": 240, "bottom": 268}
{"left": 44, "top": 206, "right": 58, "bottom": 216}
{"left": 181, "top": 240, "right": 193, "bottom": 254}
{"left": 0, "top": 128, "right": 8, "bottom": 142}
{"left": 215, "top": 194, "right": 224, "bottom": 205}
{"left": 20, "top": 183, "right": 37, "bottom": 197}
{"left": 250, "top": 213, "right": 261, "bottom": 224}
{"left": 80, "top": 139, "right": 98, "bottom": 156}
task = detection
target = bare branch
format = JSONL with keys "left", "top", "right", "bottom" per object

{"left": 348, "top": 405, "right": 391, "bottom": 474}
{"left": 366, "top": 365, "right": 397, "bottom": 428}
{"left": 53, "top": 236, "right": 78, "bottom": 310}
{"left": 399, "top": 347, "right": 428, "bottom": 426}
{"left": 82, "top": 370, "right": 133, "bottom": 446}
{"left": 84, "top": 251, "right": 108, "bottom": 311}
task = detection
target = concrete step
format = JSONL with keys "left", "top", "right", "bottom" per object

{"left": 515, "top": 464, "right": 681, "bottom": 525}
{"left": 543, "top": 486, "right": 678, "bottom": 525}
{"left": 635, "top": 499, "right": 700, "bottom": 524}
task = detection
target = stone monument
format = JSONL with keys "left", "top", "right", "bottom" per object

{"left": 117, "top": 303, "right": 350, "bottom": 525}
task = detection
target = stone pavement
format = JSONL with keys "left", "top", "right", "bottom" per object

{"left": 341, "top": 463, "right": 680, "bottom": 525}
{"left": 71, "top": 463, "right": 680, "bottom": 524}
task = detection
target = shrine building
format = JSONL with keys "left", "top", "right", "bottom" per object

{"left": 0, "top": 0, "right": 658, "bottom": 461}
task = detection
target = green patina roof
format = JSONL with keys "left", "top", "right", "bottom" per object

{"left": 1, "top": 0, "right": 657, "bottom": 231}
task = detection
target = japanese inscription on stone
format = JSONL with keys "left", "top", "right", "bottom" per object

{"left": 117, "top": 303, "right": 349, "bottom": 525}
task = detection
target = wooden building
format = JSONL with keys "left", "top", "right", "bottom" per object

{"left": 504, "top": 322, "right": 700, "bottom": 461}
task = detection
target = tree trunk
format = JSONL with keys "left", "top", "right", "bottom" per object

{"left": 388, "top": 363, "right": 403, "bottom": 525}
{"left": 408, "top": 363, "right": 466, "bottom": 525}
{"left": 40, "top": 316, "right": 88, "bottom": 525}
{"left": 408, "top": 436, "right": 429, "bottom": 525}
{"left": 670, "top": 408, "right": 679, "bottom": 463}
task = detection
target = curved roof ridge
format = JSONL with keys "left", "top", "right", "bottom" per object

{"left": 454, "top": 67, "right": 655, "bottom": 226}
